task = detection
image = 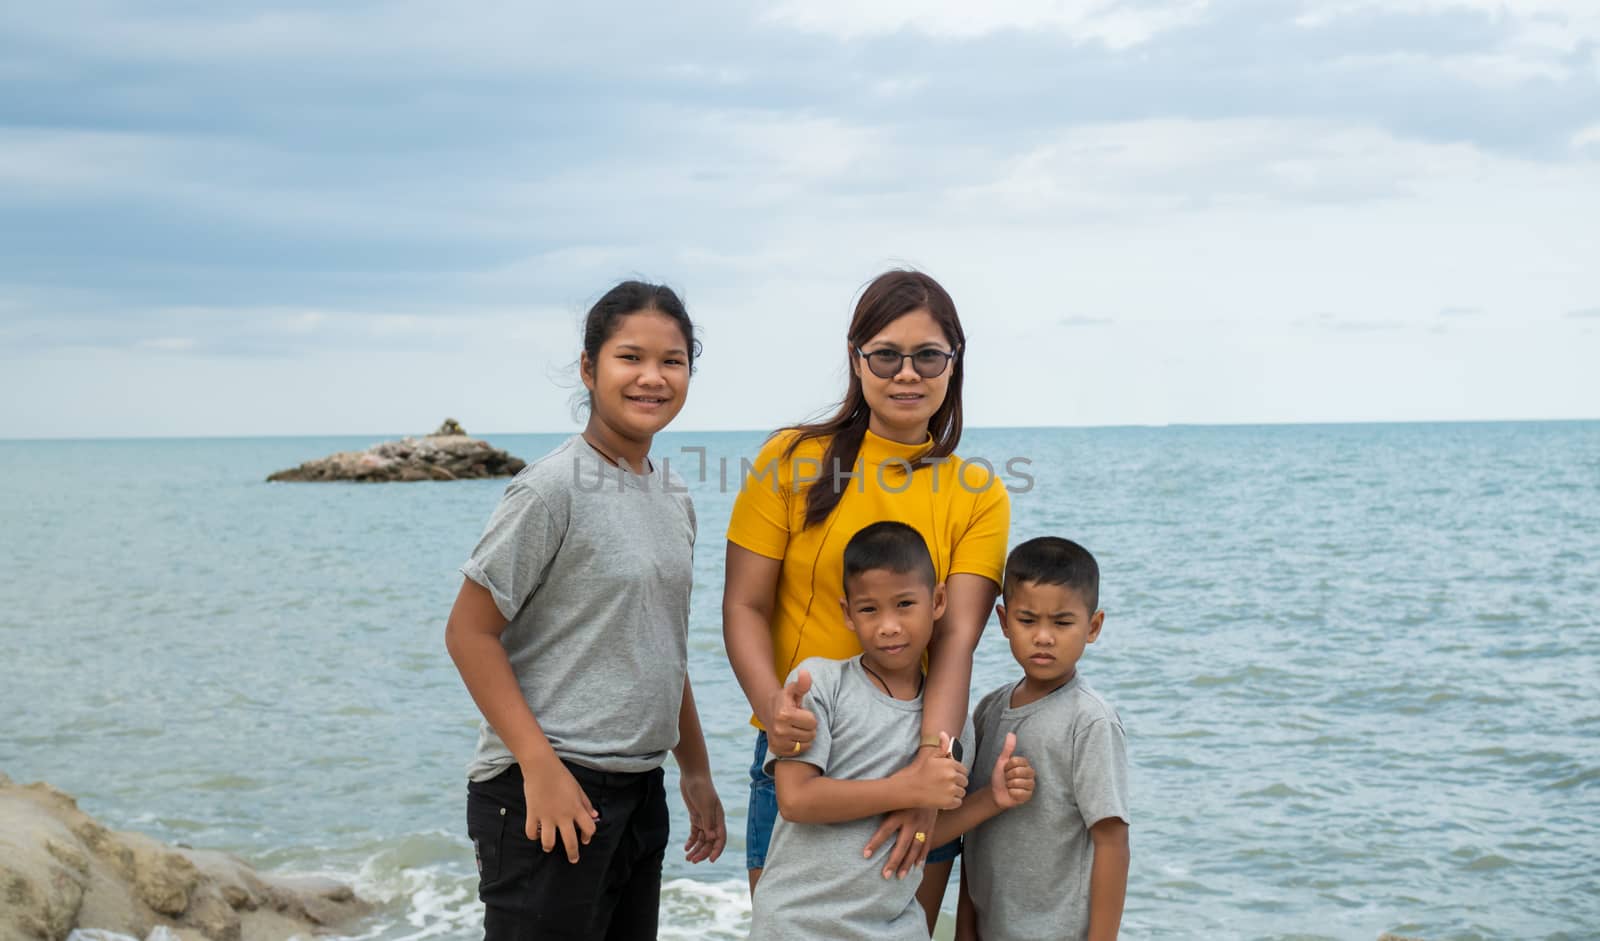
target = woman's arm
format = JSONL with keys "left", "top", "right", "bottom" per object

{"left": 672, "top": 677, "right": 726, "bottom": 863}
{"left": 923, "top": 571, "right": 1000, "bottom": 741}
{"left": 723, "top": 543, "right": 816, "bottom": 752}
{"left": 444, "top": 578, "right": 598, "bottom": 862}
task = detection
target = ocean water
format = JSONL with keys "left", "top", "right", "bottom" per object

{"left": 3, "top": 422, "right": 1597, "bottom": 941}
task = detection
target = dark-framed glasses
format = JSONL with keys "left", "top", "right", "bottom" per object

{"left": 855, "top": 346, "right": 960, "bottom": 379}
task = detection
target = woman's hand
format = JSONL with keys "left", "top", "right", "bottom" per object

{"left": 522, "top": 754, "right": 599, "bottom": 863}
{"left": 679, "top": 772, "right": 726, "bottom": 863}
{"left": 764, "top": 670, "right": 817, "bottom": 756}
{"left": 863, "top": 806, "right": 940, "bottom": 879}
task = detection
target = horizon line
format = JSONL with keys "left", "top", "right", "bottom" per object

{"left": 2, "top": 415, "right": 1596, "bottom": 444}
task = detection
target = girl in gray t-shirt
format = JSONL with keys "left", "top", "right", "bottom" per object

{"left": 444, "top": 282, "right": 726, "bottom": 941}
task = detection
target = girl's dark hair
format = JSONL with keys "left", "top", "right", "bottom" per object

{"left": 783, "top": 269, "right": 966, "bottom": 529}
{"left": 579, "top": 280, "right": 701, "bottom": 410}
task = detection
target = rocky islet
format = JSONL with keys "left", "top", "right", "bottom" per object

{"left": 266, "top": 419, "right": 526, "bottom": 483}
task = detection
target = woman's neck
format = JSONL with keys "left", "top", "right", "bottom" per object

{"left": 866, "top": 413, "right": 929, "bottom": 446}
{"left": 582, "top": 419, "right": 651, "bottom": 471}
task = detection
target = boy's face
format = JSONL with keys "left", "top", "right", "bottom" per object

{"left": 840, "top": 568, "right": 946, "bottom": 678}
{"left": 997, "top": 580, "right": 1104, "bottom": 689}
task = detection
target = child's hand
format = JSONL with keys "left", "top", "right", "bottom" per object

{"left": 988, "top": 732, "right": 1035, "bottom": 810}
{"left": 522, "top": 754, "right": 600, "bottom": 863}
{"left": 898, "top": 731, "right": 968, "bottom": 810}
{"left": 678, "top": 772, "right": 726, "bottom": 864}
{"left": 767, "top": 669, "right": 817, "bottom": 756}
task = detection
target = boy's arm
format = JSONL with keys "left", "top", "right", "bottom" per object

{"left": 1085, "top": 817, "right": 1130, "bottom": 941}
{"left": 773, "top": 737, "right": 968, "bottom": 825}
{"left": 930, "top": 790, "right": 1000, "bottom": 845}
{"left": 931, "top": 732, "right": 1035, "bottom": 845}
{"left": 954, "top": 865, "right": 980, "bottom": 941}
{"left": 774, "top": 761, "right": 917, "bottom": 824}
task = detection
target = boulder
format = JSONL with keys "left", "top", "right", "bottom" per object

{"left": 267, "top": 420, "right": 525, "bottom": 483}
{"left": 0, "top": 776, "right": 370, "bottom": 941}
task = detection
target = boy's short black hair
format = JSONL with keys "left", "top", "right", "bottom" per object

{"left": 842, "top": 522, "right": 937, "bottom": 595}
{"left": 1003, "top": 537, "right": 1099, "bottom": 612}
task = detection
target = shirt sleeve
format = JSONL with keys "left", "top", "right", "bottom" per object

{"left": 948, "top": 468, "right": 1011, "bottom": 586}
{"left": 459, "top": 482, "right": 563, "bottom": 621}
{"left": 1073, "top": 716, "right": 1131, "bottom": 829}
{"left": 764, "top": 661, "right": 834, "bottom": 776}
{"left": 726, "top": 433, "right": 796, "bottom": 561}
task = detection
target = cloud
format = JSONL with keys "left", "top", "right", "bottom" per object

{"left": 3, "top": 0, "right": 1599, "bottom": 433}
{"left": 0, "top": 298, "right": 576, "bottom": 359}
{"left": 1296, "top": 1, "right": 1600, "bottom": 83}
{"left": 1567, "top": 306, "right": 1600, "bottom": 319}
{"left": 1439, "top": 306, "right": 1483, "bottom": 317}
{"left": 945, "top": 118, "right": 1505, "bottom": 219}
{"left": 1302, "top": 313, "right": 1407, "bottom": 332}
{"left": 1575, "top": 126, "right": 1600, "bottom": 157}
{"left": 763, "top": 0, "right": 1209, "bottom": 47}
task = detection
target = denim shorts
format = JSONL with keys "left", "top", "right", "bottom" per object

{"left": 746, "top": 729, "right": 960, "bottom": 870}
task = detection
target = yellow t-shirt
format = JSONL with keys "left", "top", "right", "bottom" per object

{"left": 726, "top": 428, "right": 1012, "bottom": 729}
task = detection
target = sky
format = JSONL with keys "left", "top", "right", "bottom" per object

{"left": 2, "top": 0, "right": 1597, "bottom": 438}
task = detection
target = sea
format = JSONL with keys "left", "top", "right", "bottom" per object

{"left": 2, "top": 422, "right": 1597, "bottom": 941}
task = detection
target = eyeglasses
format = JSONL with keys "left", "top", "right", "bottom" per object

{"left": 854, "top": 346, "right": 960, "bottom": 380}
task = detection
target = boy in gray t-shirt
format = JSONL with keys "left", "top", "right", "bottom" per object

{"left": 751, "top": 522, "right": 1036, "bottom": 941}
{"left": 958, "top": 537, "right": 1130, "bottom": 941}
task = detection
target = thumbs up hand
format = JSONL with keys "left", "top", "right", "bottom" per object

{"left": 988, "top": 732, "right": 1035, "bottom": 810}
{"left": 767, "top": 670, "right": 817, "bottom": 757}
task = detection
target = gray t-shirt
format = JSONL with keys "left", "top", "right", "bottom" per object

{"left": 750, "top": 656, "right": 975, "bottom": 941}
{"left": 963, "top": 674, "right": 1130, "bottom": 941}
{"left": 459, "top": 435, "right": 695, "bottom": 780}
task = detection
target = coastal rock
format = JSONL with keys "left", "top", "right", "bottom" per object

{"left": 266, "top": 418, "right": 526, "bottom": 483}
{"left": 0, "top": 775, "right": 370, "bottom": 941}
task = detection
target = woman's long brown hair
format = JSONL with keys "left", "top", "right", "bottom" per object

{"left": 781, "top": 270, "right": 966, "bottom": 529}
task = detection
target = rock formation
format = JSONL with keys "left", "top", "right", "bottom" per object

{"left": 266, "top": 418, "right": 526, "bottom": 483}
{"left": 0, "top": 772, "right": 370, "bottom": 941}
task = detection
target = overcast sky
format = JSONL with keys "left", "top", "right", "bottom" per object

{"left": 3, "top": 0, "right": 1597, "bottom": 438}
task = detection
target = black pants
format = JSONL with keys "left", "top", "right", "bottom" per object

{"left": 467, "top": 761, "right": 669, "bottom": 941}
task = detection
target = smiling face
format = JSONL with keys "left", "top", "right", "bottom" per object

{"left": 998, "top": 580, "right": 1105, "bottom": 700}
{"left": 840, "top": 567, "right": 947, "bottom": 691}
{"left": 849, "top": 308, "right": 957, "bottom": 445}
{"left": 580, "top": 309, "right": 691, "bottom": 448}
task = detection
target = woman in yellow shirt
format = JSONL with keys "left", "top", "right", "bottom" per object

{"left": 723, "top": 269, "right": 1011, "bottom": 927}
